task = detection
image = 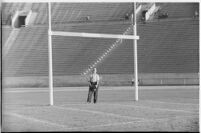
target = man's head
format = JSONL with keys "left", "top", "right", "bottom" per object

{"left": 92, "top": 68, "right": 97, "bottom": 74}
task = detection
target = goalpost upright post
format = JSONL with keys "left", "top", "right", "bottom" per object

{"left": 48, "top": 2, "right": 54, "bottom": 105}
{"left": 133, "top": 2, "right": 138, "bottom": 101}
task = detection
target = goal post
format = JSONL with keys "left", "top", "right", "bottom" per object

{"left": 133, "top": 2, "right": 138, "bottom": 101}
{"left": 47, "top": 2, "right": 139, "bottom": 105}
{"left": 48, "top": 2, "right": 53, "bottom": 105}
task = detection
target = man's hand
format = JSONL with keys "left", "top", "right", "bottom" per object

{"left": 95, "top": 84, "right": 98, "bottom": 88}
{"left": 89, "top": 83, "right": 92, "bottom": 87}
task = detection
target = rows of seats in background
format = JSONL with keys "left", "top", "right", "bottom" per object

{"left": 2, "top": 19, "right": 199, "bottom": 76}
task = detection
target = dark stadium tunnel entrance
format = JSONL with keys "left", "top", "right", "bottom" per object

{"left": 18, "top": 15, "right": 26, "bottom": 27}
{"left": 12, "top": 10, "right": 29, "bottom": 28}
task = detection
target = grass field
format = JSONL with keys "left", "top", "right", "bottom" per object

{"left": 2, "top": 86, "right": 199, "bottom": 131}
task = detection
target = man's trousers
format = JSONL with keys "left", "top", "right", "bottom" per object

{"left": 87, "top": 82, "right": 99, "bottom": 103}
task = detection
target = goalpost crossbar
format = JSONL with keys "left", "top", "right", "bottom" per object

{"left": 50, "top": 31, "right": 140, "bottom": 40}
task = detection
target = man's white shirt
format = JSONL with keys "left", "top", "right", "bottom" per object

{"left": 90, "top": 73, "right": 100, "bottom": 82}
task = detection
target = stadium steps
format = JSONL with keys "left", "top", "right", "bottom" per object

{"left": 2, "top": 26, "right": 12, "bottom": 47}
{"left": 145, "top": 4, "right": 161, "bottom": 21}
{"left": 27, "top": 12, "right": 38, "bottom": 26}
{"left": 3, "top": 28, "right": 20, "bottom": 57}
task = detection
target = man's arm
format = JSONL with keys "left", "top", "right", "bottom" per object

{"left": 88, "top": 75, "right": 92, "bottom": 87}
{"left": 96, "top": 74, "right": 100, "bottom": 88}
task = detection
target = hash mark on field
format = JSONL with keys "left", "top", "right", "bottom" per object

{"left": 53, "top": 106, "right": 147, "bottom": 121}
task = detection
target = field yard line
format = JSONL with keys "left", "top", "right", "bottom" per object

{"left": 103, "top": 103, "right": 199, "bottom": 114}
{"left": 4, "top": 112, "right": 70, "bottom": 129}
{"left": 144, "top": 100, "right": 199, "bottom": 106}
{"left": 53, "top": 106, "right": 147, "bottom": 121}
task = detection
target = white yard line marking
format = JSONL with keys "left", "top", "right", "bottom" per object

{"left": 103, "top": 103, "right": 199, "bottom": 114}
{"left": 53, "top": 106, "right": 147, "bottom": 121}
{"left": 4, "top": 112, "right": 70, "bottom": 129}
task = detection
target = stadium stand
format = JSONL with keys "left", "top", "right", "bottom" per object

{"left": 2, "top": 27, "right": 12, "bottom": 46}
{"left": 3, "top": 23, "right": 130, "bottom": 76}
{"left": 155, "top": 3, "right": 199, "bottom": 19}
{"left": 3, "top": 26, "right": 48, "bottom": 76}
{"left": 3, "top": 19, "right": 199, "bottom": 76}
{"left": 2, "top": 2, "right": 199, "bottom": 86}
{"left": 31, "top": 3, "right": 135, "bottom": 25}
{"left": 98, "top": 19, "right": 199, "bottom": 74}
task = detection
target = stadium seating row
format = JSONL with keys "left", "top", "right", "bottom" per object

{"left": 2, "top": 19, "right": 199, "bottom": 76}
{"left": 156, "top": 3, "right": 199, "bottom": 18}
{"left": 2, "top": 3, "right": 199, "bottom": 25}
{"left": 98, "top": 19, "right": 199, "bottom": 74}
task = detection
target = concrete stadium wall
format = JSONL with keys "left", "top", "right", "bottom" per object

{"left": 3, "top": 73, "right": 199, "bottom": 88}
{"left": 138, "top": 73, "right": 199, "bottom": 85}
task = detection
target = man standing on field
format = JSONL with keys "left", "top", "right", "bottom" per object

{"left": 87, "top": 68, "right": 100, "bottom": 103}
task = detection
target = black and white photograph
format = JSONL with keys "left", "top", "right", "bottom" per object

{"left": 1, "top": 1, "right": 200, "bottom": 132}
